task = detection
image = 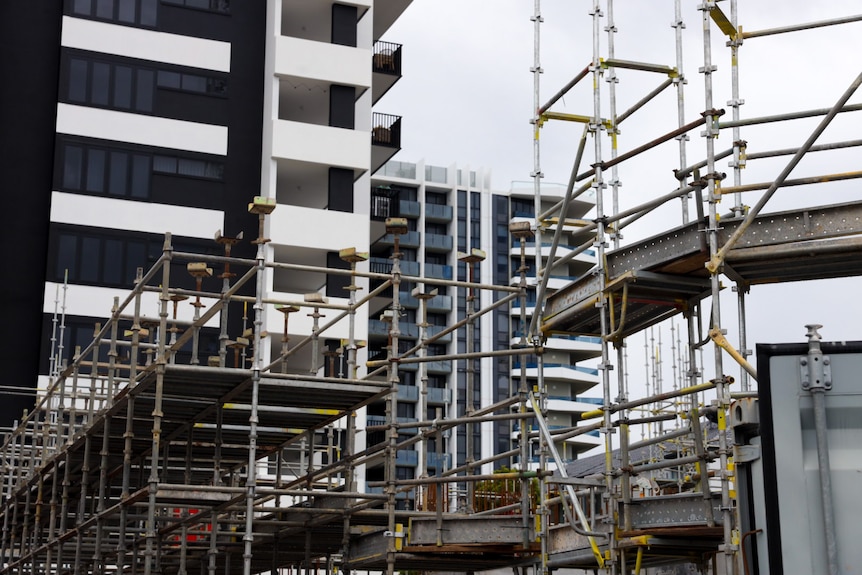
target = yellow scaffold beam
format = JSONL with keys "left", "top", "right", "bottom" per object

{"left": 709, "top": 5, "right": 739, "bottom": 40}
{"left": 601, "top": 58, "right": 678, "bottom": 77}
{"left": 540, "top": 111, "right": 613, "bottom": 130}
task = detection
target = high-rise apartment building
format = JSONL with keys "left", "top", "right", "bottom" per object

{"left": 506, "top": 182, "right": 603, "bottom": 464}
{"left": 0, "top": 1, "right": 412, "bottom": 427}
{"left": 366, "top": 162, "right": 602, "bottom": 497}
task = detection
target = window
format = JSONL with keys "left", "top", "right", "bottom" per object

{"left": 68, "top": 58, "right": 154, "bottom": 112}
{"left": 50, "top": 226, "right": 216, "bottom": 289}
{"left": 157, "top": 71, "right": 228, "bottom": 97}
{"left": 153, "top": 155, "right": 224, "bottom": 179}
{"left": 59, "top": 140, "right": 224, "bottom": 201}
{"left": 425, "top": 222, "right": 448, "bottom": 236}
{"left": 71, "top": 0, "right": 160, "bottom": 27}
{"left": 62, "top": 144, "right": 152, "bottom": 199}
{"left": 426, "top": 191, "right": 447, "bottom": 205}
{"left": 65, "top": 54, "right": 228, "bottom": 114}
{"left": 161, "top": 0, "right": 230, "bottom": 13}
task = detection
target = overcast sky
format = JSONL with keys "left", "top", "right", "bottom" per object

{"left": 380, "top": 1, "right": 862, "bottom": 383}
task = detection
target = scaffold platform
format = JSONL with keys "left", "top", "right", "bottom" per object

{"left": 543, "top": 201, "right": 862, "bottom": 338}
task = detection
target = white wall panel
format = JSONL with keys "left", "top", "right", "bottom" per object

{"left": 275, "top": 36, "right": 370, "bottom": 88}
{"left": 57, "top": 103, "right": 227, "bottom": 156}
{"left": 56, "top": 104, "right": 228, "bottom": 155}
{"left": 50, "top": 192, "right": 223, "bottom": 239}
{"left": 269, "top": 205, "right": 369, "bottom": 251}
{"left": 272, "top": 120, "right": 368, "bottom": 170}
{"left": 62, "top": 16, "right": 231, "bottom": 72}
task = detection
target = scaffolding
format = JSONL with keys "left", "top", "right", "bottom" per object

{"left": 2, "top": 2, "right": 862, "bottom": 575}
{"left": 532, "top": 1, "right": 862, "bottom": 574}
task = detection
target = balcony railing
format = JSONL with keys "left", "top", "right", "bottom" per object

{"left": 427, "top": 386, "right": 451, "bottom": 404}
{"left": 379, "top": 160, "right": 416, "bottom": 179}
{"left": 427, "top": 453, "right": 451, "bottom": 469}
{"left": 369, "top": 257, "right": 420, "bottom": 277}
{"left": 425, "top": 263, "right": 453, "bottom": 280}
{"left": 426, "top": 294, "right": 453, "bottom": 312}
{"left": 425, "top": 203, "right": 453, "bottom": 222}
{"left": 377, "top": 230, "right": 420, "bottom": 249}
{"left": 372, "top": 112, "right": 401, "bottom": 148}
{"left": 373, "top": 41, "right": 403, "bottom": 75}
{"left": 371, "top": 186, "right": 398, "bottom": 221}
{"left": 399, "top": 199, "right": 421, "bottom": 218}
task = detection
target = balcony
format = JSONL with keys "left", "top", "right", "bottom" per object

{"left": 425, "top": 233, "right": 453, "bottom": 253}
{"left": 427, "top": 360, "right": 452, "bottom": 374}
{"left": 368, "top": 319, "right": 419, "bottom": 339}
{"left": 427, "top": 452, "right": 451, "bottom": 470}
{"left": 378, "top": 160, "right": 416, "bottom": 179}
{"left": 424, "top": 164, "right": 448, "bottom": 184}
{"left": 426, "top": 325, "right": 452, "bottom": 343}
{"left": 370, "top": 186, "right": 398, "bottom": 221}
{"left": 371, "top": 112, "right": 402, "bottom": 173}
{"left": 376, "top": 230, "right": 420, "bottom": 249}
{"left": 513, "top": 362, "right": 599, "bottom": 395}
{"left": 425, "top": 203, "right": 453, "bottom": 222}
{"left": 400, "top": 199, "right": 420, "bottom": 218}
{"left": 372, "top": 41, "right": 403, "bottom": 103}
{"left": 426, "top": 294, "right": 453, "bottom": 313}
{"left": 427, "top": 386, "right": 451, "bottom": 404}
{"left": 368, "top": 257, "right": 420, "bottom": 277}
{"left": 396, "top": 449, "right": 419, "bottom": 466}
{"left": 398, "top": 385, "right": 419, "bottom": 402}
{"left": 425, "top": 263, "right": 453, "bottom": 280}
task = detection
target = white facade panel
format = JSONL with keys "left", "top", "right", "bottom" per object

{"left": 272, "top": 120, "right": 368, "bottom": 170}
{"left": 269, "top": 205, "right": 370, "bottom": 251}
{"left": 275, "top": 36, "right": 371, "bottom": 88}
{"left": 50, "top": 192, "right": 223, "bottom": 239}
{"left": 61, "top": 16, "right": 231, "bottom": 72}
{"left": 56, "top": 104, "right": 228, "bottom": 155}
{"left": 44, "top": 283, "right": 221, "bottom": 327}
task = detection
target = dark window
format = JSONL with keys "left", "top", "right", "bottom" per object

{"left": 66, "top": 56, "right": 166, "bottom": 113}
{"left": 103, "top": 239, "right": 123, "bottom": 285}
{"left": 90, "top": 62, "right": 110, "bottom": 105}
{"left": 63, "top": 146, "right": 84, "bottom": 190}
{"left": 161, "top": 0, "right": 230, "bottom": 13}
{"left": 153, "top": 155, "right": 177, "bottom": 173}
{"left": 157, "top": 70, "right": 227, "bottom": 97}
{"left": 69, "top": 59, "right": 88, "bottom": 102}
{"left": 118, "top": 1, "right": 136, "bottom": 22}
{"left": 58, "top": 140, "right": 222, "bottom": 201}
{"left": 95, "top": 0, "right": 114, "bottom": 19}
{"left": 49, "top": 226, "right": 215, "bottom": 288}
{"left": 153, "top": 155, "right": 224, "bottom": 180}
{"left": 80, "top": 236, "right": 101, "bottom": 282}
{"left": 86, "top": 149, "right": 106, "bottom": 192}
{"left": 114, "top": 66, "right": 133, "bottom": 109}
{"left": 140, "top": 0, "right": 158, "bottom": 25}
{"left": 73, "top": 0, "right": 93, "bottom": 15}
{"left": 109, "top": 151, "right": 128, "bottom": 196}
{"left": 136, "top": 69, "right": 154, "bottom": 111}
{"left": 157, "top": 71, "right": 181, "bottom": 89}
{"left": 70, "top": 0, "right": 160, "bottom": 27}
{"left": 426, "top": 191, "right": 447, "bottom": 205}
{"left": 125, "top": 242, "right": 146, "bottom": 283}
{"left": 57, "top": 234, "right": 78, "bottom": 280}
{"left": 131, "top": 155, "right": 151, "bottom": 198}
